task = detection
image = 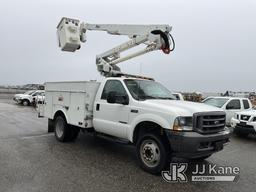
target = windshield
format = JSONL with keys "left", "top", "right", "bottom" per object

{"left": 203, "top": 98, "right": 229, "bottom": 108}
{"left": 24, "top": 90, "right": 35, "bottom": 95}
{"left": 124, "top": 79, "right": 176, "bottom": 100}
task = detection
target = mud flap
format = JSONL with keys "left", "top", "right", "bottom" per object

{"left": 48, "top": 119, "right": 55, "bottom": 133}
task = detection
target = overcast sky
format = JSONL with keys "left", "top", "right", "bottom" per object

{"left": 0, "top": 0, "right": 255, "bottom": 92}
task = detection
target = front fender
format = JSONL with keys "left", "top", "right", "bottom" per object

{"left": 230, "top": 117, "right": 239, "bottom": 128}
{"left": 128, "top": 113, "right": 171, "bottom": 142}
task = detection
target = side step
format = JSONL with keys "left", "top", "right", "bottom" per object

{"left": 94, "top": 132, "right": 131, "bottom": 145}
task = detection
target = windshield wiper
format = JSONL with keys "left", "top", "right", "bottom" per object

{"left": 155, "top": 97, "right": 174, "bottom": 100}
{"left": 139, "top": 96, "right": 174, "bottom": 100}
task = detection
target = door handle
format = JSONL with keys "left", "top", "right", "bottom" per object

{"left": 96, "top": 103, "right": 100, "bottom": 111}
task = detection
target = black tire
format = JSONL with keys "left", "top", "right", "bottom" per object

{"left": 22, "top": 99, "right": 30, "bottom": 106}
{"left": 54, "top": 116, "right": 70, "bottom": 142}
{"left": 233, "top": 129, "right": 249, "bottom": 137}
{"left": 69, "top": 125, "right": 80, "bottom": 141}
{"left": 136, "top": 133, "right": 169, "bottom": 174}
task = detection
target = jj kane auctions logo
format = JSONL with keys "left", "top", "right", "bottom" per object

{"left": 162, "top": 163, "right": 240, "bottom": 182}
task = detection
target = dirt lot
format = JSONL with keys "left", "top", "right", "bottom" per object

{"left": 0, "top": 98, "right": 256, "bottom": 192}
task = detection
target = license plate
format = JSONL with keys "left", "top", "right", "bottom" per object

{"left": 215, "top": 141, "right": 223, "bottom": 151}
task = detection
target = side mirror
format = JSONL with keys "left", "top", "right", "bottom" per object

{"left": 107, "top": 91, "right": 129, "bottom": 105}
{"left": 117, "top": 95, "right": 129, "bottom": 105}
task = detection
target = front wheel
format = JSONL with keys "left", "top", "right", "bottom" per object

{"left": 22, "top": 99, "right": 30, "bottom": 106}
{"left": 136, "top": 133, "right": 169, "bottom": 174}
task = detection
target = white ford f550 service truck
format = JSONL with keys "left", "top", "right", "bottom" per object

{"left": 41, "top": 77, "right": 230, "bottom": 174}
{"left": 38, "top": 17, "right": 230, "bottom": 174}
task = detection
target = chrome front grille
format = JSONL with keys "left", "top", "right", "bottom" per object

{"left": 193, "top": 112, "right": 226, "bottom": 134}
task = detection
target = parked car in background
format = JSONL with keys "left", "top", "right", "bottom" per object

{"left": 172, "top": 92, "right": 184, "bottom": 101}
{"left": 13, "top": 90, "right": 45, "bottom": 106}
{"left": 35, "top": 91, "right": 45, "bottom": 105}
{"left": 202, "top": 97, "right": 252, "bottom": 126}
{"left": 231, "top": 109, "right": 256, "bottom": 137}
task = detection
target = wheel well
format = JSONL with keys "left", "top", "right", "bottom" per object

{"left": 133, "top": 121, "right": 167, "bottom": 144}
{"left": 53, "top": 111, "right": 66, "bottom": 121}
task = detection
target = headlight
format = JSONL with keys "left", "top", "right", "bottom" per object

{"left": 173, "top": 116, "right": 193, "bottom": 131}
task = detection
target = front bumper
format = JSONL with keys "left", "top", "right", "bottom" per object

{"left": 165, "top": 128, "right": 230, "bottom": 159}
{"left": 231, "top": 118, "right": 256, "bottom": 134}
{"left": 13, "top": 97, "right": 22, "bottom": 103}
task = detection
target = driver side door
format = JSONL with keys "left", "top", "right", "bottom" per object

{"left": 93, "top": 80, "right": 130, "bottom": 139}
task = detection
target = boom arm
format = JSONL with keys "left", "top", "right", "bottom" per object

{"left": 57, "top": 17, "right": 174, "bottom": 77}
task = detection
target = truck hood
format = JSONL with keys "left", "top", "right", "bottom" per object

{"left": 14, "top": 94, "right": 24, "bottom": 97}
{"left": 142, "top": 100, "right": 224, "bottom": 116}
{"left": 14, "top": 94, "right": 30, "bottom": 98}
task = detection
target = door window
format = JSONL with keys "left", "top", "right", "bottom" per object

{"left": 32, "top": 92, "right": 40, "bottom": 96}
{"left": 226, "top": 99, "right": 241, "bottom": 110}
{"left": 243, "top": 99, "right": 250, "bottom": 109}
{"left": 101, "top": 80, "right": 127, "bottom": 100}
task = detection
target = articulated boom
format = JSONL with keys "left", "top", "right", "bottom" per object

{"left": 57, "top": 17, "right": 174, "bottom": 77}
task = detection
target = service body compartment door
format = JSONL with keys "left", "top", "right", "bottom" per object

{"left": 44, "top": 81, "right": 100, "bottom": 128}
{"left": 68, "top": 92, "right": 86, "bottom": 127}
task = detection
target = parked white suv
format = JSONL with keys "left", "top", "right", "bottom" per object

{"left": 13, "top": 90, "right": 45, "bottom": 106}
{"left": 231, "top": 109, "right": 256, "bottom": 137}
{"left": 202, "top": 97, "right": 252, "bottom": 126}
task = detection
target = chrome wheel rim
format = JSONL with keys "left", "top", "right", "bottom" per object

{"left": 140, "top": 139, "right": 160, "bottom": 168}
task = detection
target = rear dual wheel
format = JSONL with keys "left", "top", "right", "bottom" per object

{"left": 54, "top": 116, "right": 80, "bottom": 142}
